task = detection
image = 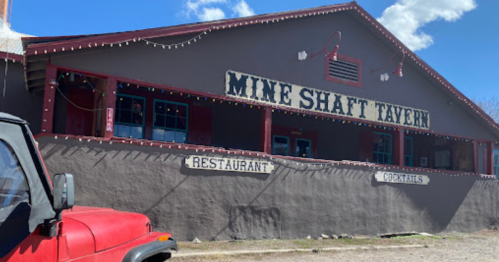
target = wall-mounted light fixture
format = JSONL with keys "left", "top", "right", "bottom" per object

{"left": 298, "top": 51, "right": 308, "bottom": 61}
{"left": 310, "top": 31, "right": 342, "bottom": 61}
{"left": 371, "top": 51, "right": 406, "bottom": 80}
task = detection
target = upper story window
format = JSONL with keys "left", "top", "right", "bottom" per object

{"left": 114, "top": 94, "right": 145, "bottom": 139}
{"left": 373, "top": 132, "right": 392, "bottom": 165}
{"left": 0, "top": 140, "right": 29, "bottom": 208}
{"left": 326, "top": 54, "right": 362, "bottom": 88}
{"left": 153, "top": 99, "right": 188, "bottom": 143}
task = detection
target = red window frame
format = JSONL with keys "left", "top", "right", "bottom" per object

{"left": 325, "top": 53, "right": 363, "bottom": 88}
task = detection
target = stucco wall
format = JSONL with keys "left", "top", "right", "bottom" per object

{"left": 47, "top": 12, "right": 498, "bottom": 141}
{"left": 38, "top": 136, "right": 499, "bottom": 241}
{"left": 0, "top": 61, "right": 44, "bottom": 134}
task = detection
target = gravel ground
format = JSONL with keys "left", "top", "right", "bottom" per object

{"left": 170, "top": 230, "right": 499, "bottom": 262}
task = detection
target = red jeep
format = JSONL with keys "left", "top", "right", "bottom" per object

{"left": 0, "top": 112, "right": 177, "bottom": 262}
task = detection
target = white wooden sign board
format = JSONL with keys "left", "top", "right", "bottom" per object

{"left": 185, "top": 155, "right": 274, "bottom": 174}
{"left": 375, "top": 171, "right": 430, "bottom": 185}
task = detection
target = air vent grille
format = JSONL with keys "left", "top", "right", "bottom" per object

{"left": 328, "top": 59, "right": 359, "bottom": 82}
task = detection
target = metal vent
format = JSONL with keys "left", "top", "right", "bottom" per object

{"left": 328, "top": 59, "right": 359, "bottom": 82}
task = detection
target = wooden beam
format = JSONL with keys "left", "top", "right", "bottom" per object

{"left": 473, "top": 140, "right": 479, "bottom": 174}
{"left": 41, "top": 65, "right": 57, "bottom": 133}
{"left": 261, "top": 107, "right": 272, "bottom": 154}
{"left": 104, "top": 77, "right": 117, "bottom": 139}
{"left": 487, "top": 142, "right": 494, "bottom": 175}
{"left": 394, "top": 130, "right": 404, "bottom": 166}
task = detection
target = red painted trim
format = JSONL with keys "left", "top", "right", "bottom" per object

{"left": 33, "top": 133, "right": 493, "bottom": 178}
{"left": 24, "top": 3, "right": 355, "bottom": 56}
{"left": 473, "top": 139, "right": 479, "bottom": 173}
{"left": 41, "top": 63, "right": 57, "bottom": 133}
{"left": 325, "top": 53, "right": 362, "bottom": 88}
{"left": 487, "top": 141, "right": 494, "bottom": 175}
{"left": 50, "top": 65, "right": 492, "bottom": 143}
{"left": 105, "top": 77, "right": 117, "bottom": 139}
{"left": 394, "top": 130, "right": 404, "bottom": 167}
{"left": 0, "top": 51, "right": 23, "bottom": 62}
{"left": 261, "top": 107, "right": 272, "bottom": 154}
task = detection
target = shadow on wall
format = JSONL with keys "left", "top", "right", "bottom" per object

{"left": 36, "top": 136, "right": 499, "bottom": 240}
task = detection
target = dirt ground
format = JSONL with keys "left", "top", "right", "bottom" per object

{"left": 169, "top": 230, "right": 499, "bottom": 262}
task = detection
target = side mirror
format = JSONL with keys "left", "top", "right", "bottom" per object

{"left": 53, "top": 173, "right": 75, "bottom": 213}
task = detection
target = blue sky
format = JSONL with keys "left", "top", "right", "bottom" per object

{"left": 11, "top": 0, "right": 498, "bottom": 99}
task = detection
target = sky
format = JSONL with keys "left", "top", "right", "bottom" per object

{"left": 9, "top": 0, "right": 499, "bottom": 99}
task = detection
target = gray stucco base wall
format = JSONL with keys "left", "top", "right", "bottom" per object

{"left": 38, "top": 136, "right": 499, "bottom": 241}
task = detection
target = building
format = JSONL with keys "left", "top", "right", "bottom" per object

{"left": 13, "top": 2, "right": 499, "bottom": 240}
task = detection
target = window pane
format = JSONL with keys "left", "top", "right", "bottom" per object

{"left": 153, "top": 129, "right": 165, "bottom": 141}
{"left": 273, "top": 136, "right": 289, "bottom": 156}
{"left": 166, "top": 103, "right": 175, "bottom": 116}
{"left": 121, "top": 110, "right": 132, "bottom": 124}
{"left": 0, "top": 140, "right": 29, "bottom": 208}
{"left": 120, "top": 96, "right": 132, "bottom": 110}
{"left": 165, "top": 117, "right": 176, "bottom": 129}
{"left": 177, "top": 105, "right": 187, "bottom": 117}
{"left": 177, "top": 117, "right": 187, "bottom": 130}
{"left": 155, "top": 102, "right": 165, "bottom": 115}
{"left": 116, "top": 124, "right": 130, "bottom": 138}
{"left": 131, "top": 98, "right": 144, "bottom": 125}
{"left": 165, "top": 131, "right": 176, "bottom": 142}
{"left": 175, "top": 131, "right": 186, "bottom": 143}
{"left": 131, "top": 126, "right": 143, "bottom": 139}
{"left": 155, "top": 114, "right": 165, "bottom": 128}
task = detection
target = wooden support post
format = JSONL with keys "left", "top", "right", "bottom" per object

{"left": 41, "top": 65, "right": 57, "bottom": 133}
{"left": 487, "top": 141, "right": 494, "bottom": 175}
{"left": 473, "top": 139, "right": 479, "bottom": 174}
{"left": 261, "top": 107, "right": 272, "bottom": 154}
{"left": 104, "top": 77, "right": 117, "bottom": 139}
{"left": 394, "top": 129, "right": 405, "bottom": 166}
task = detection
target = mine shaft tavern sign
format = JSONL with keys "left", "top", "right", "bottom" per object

{"left": 375, "top": 171, "right": 430, "bottom": 185}
{"left": 185, "top": 155, "right": 274, "bottom": 174}
{"left": 225, "top": 70, "right": 430, "bottom": 130}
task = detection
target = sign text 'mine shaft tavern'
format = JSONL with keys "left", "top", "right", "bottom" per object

{"left": 225, "top": 70, "right": 430, "bottom": 130}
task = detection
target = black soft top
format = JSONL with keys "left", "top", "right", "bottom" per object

{"left": 0, "top": 112, "right": 27, "bottom": 125}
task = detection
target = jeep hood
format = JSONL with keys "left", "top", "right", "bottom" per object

{"left": 63, "top": 206, "right": 151, "bottom": 252}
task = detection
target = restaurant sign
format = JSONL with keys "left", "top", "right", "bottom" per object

{"left": 225, "top": 70, "right": 430, "bottom": 130}
{"left": 375, "top": 171, "right": 430, "bottom": 186}
{"left": 185, "top": 155, "right": 274, "bottom": 174}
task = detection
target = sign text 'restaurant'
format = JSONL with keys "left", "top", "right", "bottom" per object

{"left": 375, "top": 171, "right": 430, "bottom": 185}
{"left": 225, "top": 70, "right": 430, "bottom": 129}
{"left": 185, "top": 155, "right": 274, "bottom": 174}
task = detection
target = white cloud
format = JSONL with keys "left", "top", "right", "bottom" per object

{"left": 198, "top": 7, "right": 226, "bottom": 21}
{"left": 184, "top": 0, "right": 255, "bottom": 21}
{"left": 377, "top": 0, "right": 477, "bottom": 51}
{"left": 233, "top": 0, "right": 255, "bottom": 17}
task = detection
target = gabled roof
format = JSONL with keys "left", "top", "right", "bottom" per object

{"left": 21, "top": 1, "right": 499, "bottom": 138}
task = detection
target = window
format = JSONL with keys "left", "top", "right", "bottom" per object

{"left": 325, "top": 54, "right": 362, "bottom": 88}
{"left": 272, "top": 135, "right": 289, "bottom": 156}
{"left": 373, "top": 132, "right": 392, "bottom": 165}
{"left": 153, "top": 100, "right": 188, "bottom": 143}
{"left": 0, "top": 140, "right": 29, "bottom": 208}
{"left": 494, "top": 149, "right": 499, "bottom": 177}
{"left": 404, "top": 136, "right": 413, "bottom": 167}
{"left": 296, "top": 139, "right": 311, "bottom": 158}
{"left": 114, "top": 94, "right": 145, "bottom": 139}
